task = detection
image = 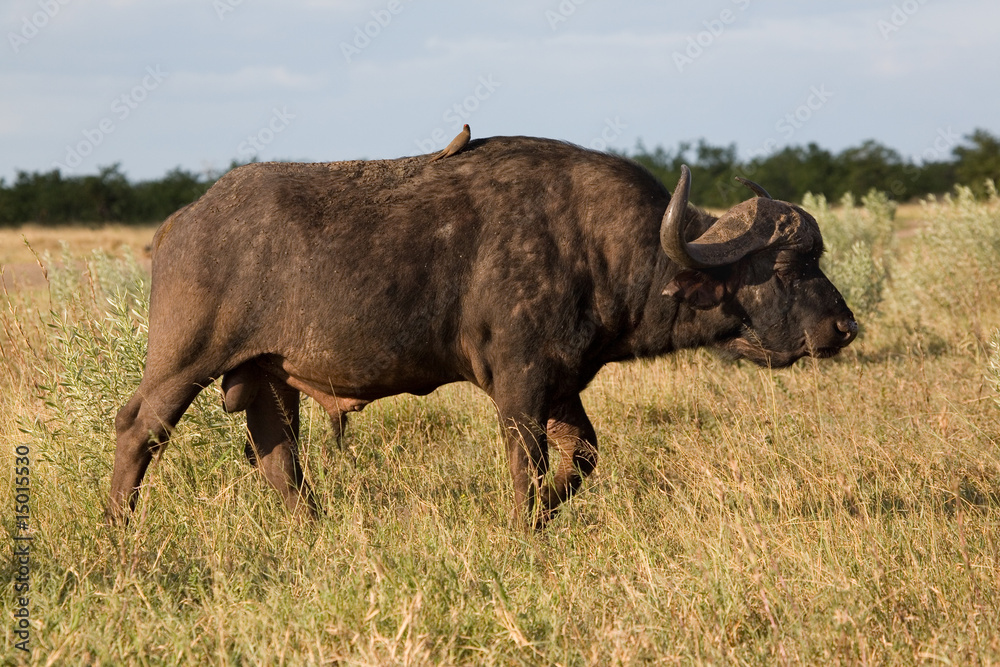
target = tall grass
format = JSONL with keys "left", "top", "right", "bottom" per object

{"left": 988, "top": 330, "right": 1000, "bottom": 410}
{"left": 886, "top": 184, "right": 1000, "bottom": 351}
{"left": 2, "top": 189, "right": 1000, "bottom": 665}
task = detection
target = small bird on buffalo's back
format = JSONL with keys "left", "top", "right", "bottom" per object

{"left": 429, "top": 124, "right": 471, "bottom": 162}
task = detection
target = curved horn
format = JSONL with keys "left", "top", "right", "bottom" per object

{"left": 734, "top": 176, "right": 772, "bottom": 199}
{"left": 661, "top": 170, "right": 797, "bottom": 268}
{"left": 659, "top": 165, "right": 710, "bottom": 269}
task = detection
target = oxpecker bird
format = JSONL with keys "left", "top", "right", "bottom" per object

{"left": 429, "top": 124, "right": 471, "bottom": 162}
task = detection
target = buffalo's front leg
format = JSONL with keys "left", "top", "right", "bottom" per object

{"left": 539, "top": 394, "right": 598, "bottom": 520}
{"left": 493, "top": 385, "right": 550, "bottom": 530}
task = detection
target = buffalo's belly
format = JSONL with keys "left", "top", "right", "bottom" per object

{"left": 260, "top": 345, "right": 463, "bottom": 403}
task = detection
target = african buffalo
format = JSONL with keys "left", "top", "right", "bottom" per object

{"left": 108, "top": 136, "right": 857, "bottom": 528}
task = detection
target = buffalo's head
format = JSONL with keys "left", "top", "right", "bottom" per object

{"left": 661, "top": 166, "right": 858, "bottom": 368}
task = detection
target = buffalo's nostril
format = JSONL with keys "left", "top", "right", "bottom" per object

{"left": 836, "top": 318, "right": 858, "bottom": 343}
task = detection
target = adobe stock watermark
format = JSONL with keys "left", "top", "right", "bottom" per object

{"left": 545, "top": 0, "right": 588, "bottom": 32}
{"left": 722, "top": 84, "right": 833, "bottom": 199}
{"left": 237, "top": 107, "right": 296, "bottom": 158}
{"left": 340, "top": 0, "right": 413, "bottom": 64}
{"left": 673, "top": 0, "right": 751, "bottom": 73}
{"left": 414, "top": 75, "right": 501, "bottom": 154}
{"left": 8, "top": 0, "right": 73, "bottom": 54}
{"left": 588, "top": 116, "right": 627, "bottom": 152}
{"left": 774, "top": 84, "right": 833, "bottom": 141}
{"left": 740, "top": 84, "right": 834, "bottom": 160}
{"left": 877, "top": 0, "right": 931, "bottom": 39}
{"left": 12, "top": 443, "right": 33, "bottom": 654}
{"left": 52, "top": 65, "right": 168, "bottom": 172}
{"left": 213, "top": 0, "right": 246, "bottom": 21}
{"left": 888, "top": 126, "right": 959, "bottom": 196}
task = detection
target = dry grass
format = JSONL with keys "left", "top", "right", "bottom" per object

{"left": 2, "top": 194, "right": 999, "bottom": 665}
{"left": 0, "top": 224, "right": 156, "bottom": 266}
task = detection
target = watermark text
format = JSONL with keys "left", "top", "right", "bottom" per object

{"left": 12, "top": 443, "right": 32, "bottom": 654}
{"left": 415, "top": 75, "right": 501, "bottom": 154}
{"left": 237, "top": 107, "right": 296, "bottom": 158}
{"left": 340, "top": 0, "right": 413, "bottom": 63}
{"left": 8, "top": 0, "right": 73, "bottom": 54}
{"left": 52, "top": 66, "right": 168, "bottom": 172}
{"left": 878, "top": 0, "right": 932, "bottom": 39}
{"left": 673, "top": 0, "right": 751, "bottom": 73}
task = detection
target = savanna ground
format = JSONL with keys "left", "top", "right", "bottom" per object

{"left": 2, "top": 191, "right": 1000, "bottom": 665}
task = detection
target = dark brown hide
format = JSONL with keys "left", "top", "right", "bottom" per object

{"left": 108, "top": 136, "right": 856, "bottom": 528}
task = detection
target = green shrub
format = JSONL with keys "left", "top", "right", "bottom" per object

{"left": 884, "top": 183, "right": 1000, "bottom": 350}
{"left": 803, "top": 189, "right": 895, "bottom": 326}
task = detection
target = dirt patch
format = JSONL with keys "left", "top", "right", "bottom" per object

{"left": 1, "top": 224, "right": 157, "bottom": 294}
{"left": 1, "top": 262, "right": 47, "bottom": 291}
{"left": 0, "top": 224, "right": 157, "bottom": 265}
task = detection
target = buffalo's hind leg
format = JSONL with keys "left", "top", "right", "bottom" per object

{"left": 232, "top": 365, "right": 318, "bottom": 519}
{"left": 539, "top": 394, "right": 598, "bottom": 522}
{"left": 330, "top": 410, "right": 348, "bottom": 445}
{"left": 107, "top": 373, "right": 210, "bottom": 524}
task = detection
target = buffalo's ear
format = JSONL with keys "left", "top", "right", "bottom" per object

{"left": 663, "top": 269, "right": 727, "bottom": 309}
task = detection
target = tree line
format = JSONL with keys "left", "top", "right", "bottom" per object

{"left": 0, "top": 164, "right": 217, "bottom": 227}
{"left": 1, "top": 129, "right": 998, "bottom": 226}
{"left": 628, "top": 128, "right": 1000, "bottom": 208}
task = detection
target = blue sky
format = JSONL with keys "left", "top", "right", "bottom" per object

{"left": 3, "top": 0, "right": 998, "bottom": 182}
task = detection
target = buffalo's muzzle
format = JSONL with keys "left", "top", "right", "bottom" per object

{"left": 835, "top": 318, "right": 859, "bottom": 346}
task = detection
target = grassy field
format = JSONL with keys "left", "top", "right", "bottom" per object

{"left": 0, "top": 224, "right": 156, "bottom": 266}
{"left": 2, "top": 190, "right": 1000, "bottom": 665}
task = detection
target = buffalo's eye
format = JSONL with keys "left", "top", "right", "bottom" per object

{"left": 775, "top": 260, "right": 796, "bottom": 274}
{"left": 774, "top": 257, "right": 801, "bottom": 287}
